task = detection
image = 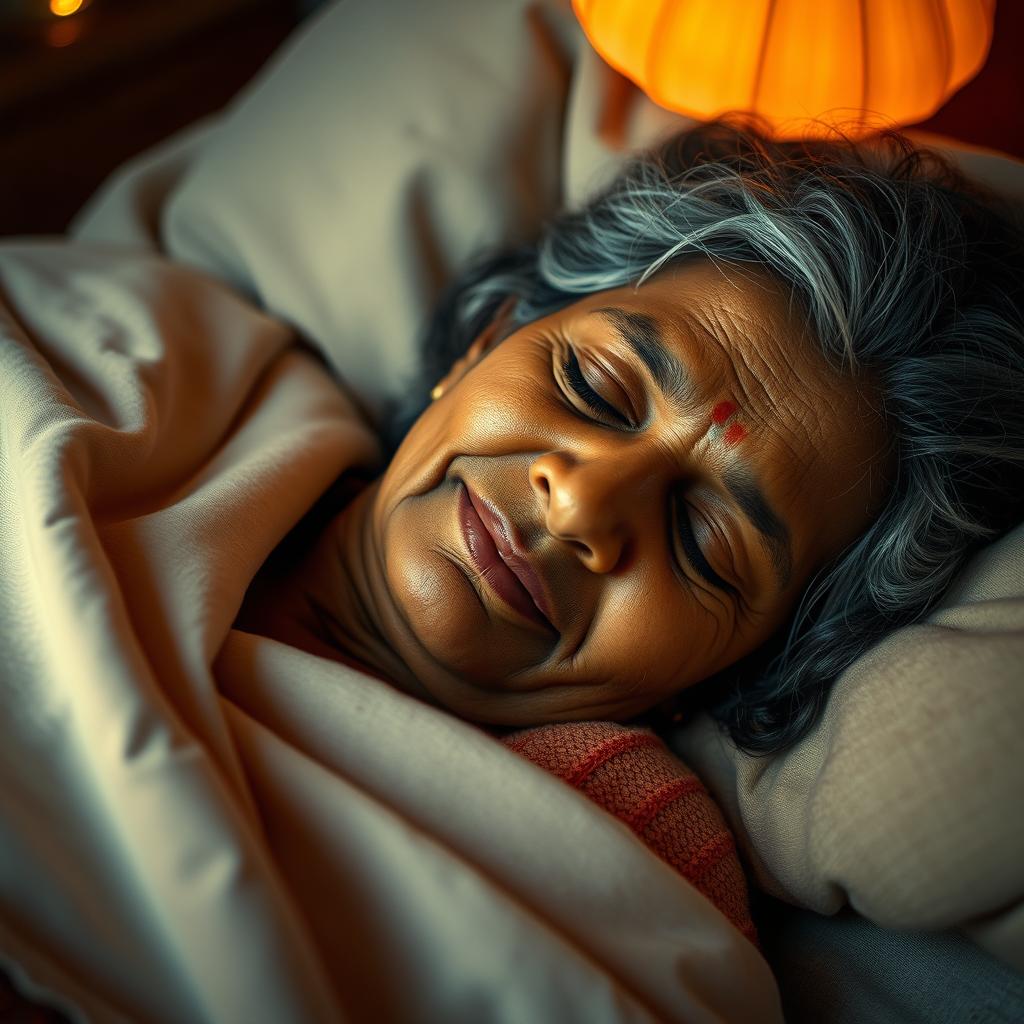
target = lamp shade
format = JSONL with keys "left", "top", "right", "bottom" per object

{"left": 572, "top": 0, "right": 996, "bottom": 138}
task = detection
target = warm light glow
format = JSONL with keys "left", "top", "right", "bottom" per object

{"left": 50, "top": 0, "right": 84, "bottom": 16}
{"left": 572, "top": 0, "right": 997, "bottom": 139}
{"left": 46, "top": 19, "right": 82, "bottom": 47}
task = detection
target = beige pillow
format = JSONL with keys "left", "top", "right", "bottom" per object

{"left": 155, "top": 0, "right": 581, "bottom": 427}
{"left": 74, "top": 0, "right": 687, "bottom": 429}
{"left": 670, "top": 523, "right": 1024, "bottom": 972}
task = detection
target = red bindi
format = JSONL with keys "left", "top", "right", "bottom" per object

{"left": 711, "top": 400, "right": 736, "bottom": 425}
{"left": 724, "top": 423, "right": 747, "bottom": 446}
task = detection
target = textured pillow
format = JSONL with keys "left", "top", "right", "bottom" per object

{"left": 155, "top": 0, "right": 580, "bottom": 427}
{"left": 670, "top": 523, "right": 1024, "bottom": 972}
{"left": 501, "top": 721, "right": 757, "bottom": 945}
{"left": 111, "top": 0, "right": 684, "bottom": 429}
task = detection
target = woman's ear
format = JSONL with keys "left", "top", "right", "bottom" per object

{"left": 432, "top": 296, "right": 517, "bottom": 398}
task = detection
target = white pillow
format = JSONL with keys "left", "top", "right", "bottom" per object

{"left": 158, "top": 0, "right": 589, "bottom": 426}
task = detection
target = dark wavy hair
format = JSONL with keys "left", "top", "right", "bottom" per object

{"left": 388, "top": 119, "right": 1024, "bottom": 756}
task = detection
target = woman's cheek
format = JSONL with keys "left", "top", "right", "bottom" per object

{"left": 384, "top": 542, "right": 486, "bottom": 671}
{"left": 444, "top": 335, "right": 562, "bottom": 452}
{"left": 605, "top": 576, "right": 725, "bottom": 692}
{"left": 377, "top": 394, "right": 463, "bottom": 507}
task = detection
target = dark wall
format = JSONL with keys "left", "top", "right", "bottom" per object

{"left": 915, "top": 0, "right": 1024, "bottom": 159}
{"left": 0, "top": 0, "right": 305, "bottom": 236}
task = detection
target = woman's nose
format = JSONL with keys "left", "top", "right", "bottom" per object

{"left": 529, "top": 451, "right": 649, "bottom": 573}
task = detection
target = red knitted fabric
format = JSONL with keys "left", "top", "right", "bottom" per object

{"left": 501, "top": 721, "right": 758, "bottom": 946}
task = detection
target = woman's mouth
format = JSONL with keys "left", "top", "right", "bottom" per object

{"left": 456, "top": 481, "right": 555, "bottom": 633}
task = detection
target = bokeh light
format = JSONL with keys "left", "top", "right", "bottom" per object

{"left": 50, "top": 0, "right": 84, "bottom": 17}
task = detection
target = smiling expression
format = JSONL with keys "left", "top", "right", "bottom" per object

{"left": 359, "top": 259, "right": 892, "bottom": 726}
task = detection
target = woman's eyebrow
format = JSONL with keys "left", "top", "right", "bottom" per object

{"left": 722, "top": 468, "right": 793, "bottom": 592}
{"left": 590, "top": 306, "right": 690, "bottom": 405}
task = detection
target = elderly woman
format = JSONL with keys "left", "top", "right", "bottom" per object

{"left": 239, "top": 120, "right": 1024, "bottom": 754}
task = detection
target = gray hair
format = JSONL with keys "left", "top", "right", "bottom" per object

{"left": 395, "top": 119, "right": 1024, "bottom": 755}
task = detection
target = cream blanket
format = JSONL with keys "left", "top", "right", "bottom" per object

{"left": 0, "top": 241, "right": 781, "bottom": 1023}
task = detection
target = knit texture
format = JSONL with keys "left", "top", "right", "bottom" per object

{"left": 501, "top": 721, "right": 758, "bottom": 945}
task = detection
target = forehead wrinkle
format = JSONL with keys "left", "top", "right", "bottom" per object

{"left": 671, "top": 293, "right": 835, "bottom": 500}
{"left": 686, "top": 302, "right": 827, "bottom": 596}
{"left": 738, "top": 328, "right": 872, "bottom": 485}
{"left": 722, "top": 332, "right": 845, "bottom": 516}
{"left": 635, "top": 269, "right": 841, "bottom": 491}
{"left": 703, "top": 301, "right": 836, "bottom": 456}
{"left": 684, "top": 304, "right": 781, "bottom": 436}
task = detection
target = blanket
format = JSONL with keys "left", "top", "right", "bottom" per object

{"left": 0, "top": 241, "right": 781, "bottom": 1023}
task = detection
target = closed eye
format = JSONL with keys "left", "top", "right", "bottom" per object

{"left": 674, "top": 500, "right": 738, "bottom": 596}
{"left": 562, "top": 348, "right": 632, "bottom": 427}
{"left": 560, "top": 346, "right": 734, "bottom": 596}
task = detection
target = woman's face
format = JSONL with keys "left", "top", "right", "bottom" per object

{"left": 362, "top": 259, "right": 891, "bottom": 725}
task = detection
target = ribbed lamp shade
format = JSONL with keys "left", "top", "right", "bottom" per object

{"left": 572, "top": 0, "right": 996, "bottom": 138}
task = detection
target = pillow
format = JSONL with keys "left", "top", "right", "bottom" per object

{"left": 501, "top": 720, "right": 757, "bottom": 944}
{"left": 126, "top": 0, "right": 685, "bottom": 428}
{"left": 155, "top": 0, "right": 574, "bottom": 427}
{"left": 669, "top": 523, "right": 1024, "bottom": 972}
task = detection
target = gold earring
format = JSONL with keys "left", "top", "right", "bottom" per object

{"left": 430, "top": 384, "right": 444, "bottom": 401}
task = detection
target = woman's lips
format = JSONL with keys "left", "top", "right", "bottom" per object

{"left": 457, "top": 482, "right": 556, "bottom": 632}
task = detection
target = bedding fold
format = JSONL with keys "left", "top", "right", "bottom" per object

{"left": 0, "top": 241, "right": 782, "bottom": 1022}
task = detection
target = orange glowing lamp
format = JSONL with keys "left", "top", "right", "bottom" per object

{"left": 572, "top": 0, "right": 996, "bottom": 138}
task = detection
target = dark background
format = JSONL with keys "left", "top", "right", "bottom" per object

{"left": 0, "top": 0, "right": 1022, "bottom": 236}
{"left": 914, "top": 0, "right": 1024, "bottom": 159}
{"left": 0, "top": 0, "right": 312, "bottom": 237}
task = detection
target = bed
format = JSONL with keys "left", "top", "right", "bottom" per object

{"left": 2, "top": 1, "right": 1022, "bottom": 1021}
